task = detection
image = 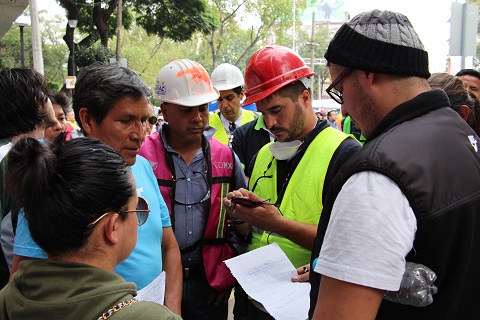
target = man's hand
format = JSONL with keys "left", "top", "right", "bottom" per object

{"left": 291, "top": 263, "right": 310, "bottom": 282}
{"left": 224, "top": 188, "right": 318, "bottom": 250}
{"left": 224, "top": 188, "right": 283, "bottom": 232}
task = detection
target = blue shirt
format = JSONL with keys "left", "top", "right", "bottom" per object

{"left": 159, "top": 125, "right": 247, "bottom": 266}
{"left": 13, "top": 155, "right": 171, "bottom": 290}
{"left": 327, "top": 119, "right": 340, "bottom": 130}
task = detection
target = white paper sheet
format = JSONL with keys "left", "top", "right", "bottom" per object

{"left": 224, "top": 243, "right": 310, "bottom": 320}
{"left": 136, "top": 271, "right": 166, "bottom": 305}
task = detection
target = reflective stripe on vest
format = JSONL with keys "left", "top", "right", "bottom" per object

{"left": 248, "top": 127, "right": 349, "bottom": 267}
{"left": 209, "top": 110, "right": 257, "bottom": 145}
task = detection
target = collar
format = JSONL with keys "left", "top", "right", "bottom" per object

{"left": 159, "top": 123, "right": 214, "bottom": 153}
{"left": 220, "top": 109, "right": 243, "bottom": 131}
{"left": 367, "top": 89, "right": 450, "bottom": 143}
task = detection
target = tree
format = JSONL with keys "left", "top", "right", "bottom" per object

{"left": 297, "top": 22, "right": 330, "bottom": 99}
{"left": 56, "top": 0, "right": 215, "bottom": 76}
{"left": 203, "top": 0, "right": 306, "bottom": 70}
{"left": 0, "top": 11, "right": 69, "bottom": 91}
{"left": 0, "top": 20, "right": 32, "bottom": 69}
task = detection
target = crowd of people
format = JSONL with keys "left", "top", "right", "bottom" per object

{"left": 1, "top": 8, "right": 480, "bottom": 320}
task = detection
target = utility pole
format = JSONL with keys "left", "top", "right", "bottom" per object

{"left": 311, "top": 12, "right": 315, "bottom": 71}
{"left": 29, "top": 0, "right": 44, "bottom": 74}
{"left": 292, "top": 0, "right": 296, "bottom": 51}
{"left": 116, "top": 0, "right": 123, "bottom": 65}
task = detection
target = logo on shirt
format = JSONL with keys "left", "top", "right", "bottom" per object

{"left": 214, "top": 161, "right": 233, "bottom": 170}
{"left": 468, "top": 135, "right": 478, "bottom": 152}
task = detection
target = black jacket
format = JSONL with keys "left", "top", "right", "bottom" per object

{"left": 232, "top": 118, "right": 271, "bottom": 176}
{"left": 309, "top": 89, "right": 480, "bottom": 319}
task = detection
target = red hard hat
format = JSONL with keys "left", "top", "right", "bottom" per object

{"left": 243, "top": 45, "right": 314, "bottom": 106}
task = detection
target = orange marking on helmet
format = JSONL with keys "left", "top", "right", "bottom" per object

{"left": 177, "top": 62, "right": 210, "bottom": 84}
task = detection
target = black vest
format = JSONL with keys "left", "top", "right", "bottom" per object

{"left": 309, "top": 89, "right": 480, "bottom": 319}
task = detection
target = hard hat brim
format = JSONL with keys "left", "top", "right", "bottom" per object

{"left": 156, "top": 88, "right": 219, "bottom": 107}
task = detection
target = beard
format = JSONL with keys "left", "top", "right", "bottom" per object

{"left": 350, "top": 80, "right": 381, "bottom": 138}
{"left": 270, "top": 102, "right": 306, "bottom": 142}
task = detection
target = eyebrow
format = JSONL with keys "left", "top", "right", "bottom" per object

{"left": 221, "top": 94, "right": 235, "bottom": 100}
{"left": 265, "top": 104, "right": 283, "bottom": 112}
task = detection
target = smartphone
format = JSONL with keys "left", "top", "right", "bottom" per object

{"left": 230, "top": 196, "right": 267, "bottom": 208}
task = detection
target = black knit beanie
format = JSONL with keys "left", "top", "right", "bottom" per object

{"left": 325, "top": 10, "right": 430, "bottom": 79}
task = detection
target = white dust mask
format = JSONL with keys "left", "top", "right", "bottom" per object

{"left": 268, "top": 140, "right": 303, "bottom": 161}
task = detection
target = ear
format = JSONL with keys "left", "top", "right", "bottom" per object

{"left": 239, "top": 90, "right": 245, "bottom": 101}
{"left": 300, "top": 89, "right": 311, "bottom": 109}
{"left": 161, "top": 104, "right": 170, "bottom": 122}
{"left": 359, "top": 70, "right": 376, "bottom": 87}
{"left": 103, "top": 213, "right": 121, "bottom": 245}
{"left": 78, "top": 108, "right": 94, "bottom": 136}
{"left": 457, "top": 105, "right": 471, "bottom": 121}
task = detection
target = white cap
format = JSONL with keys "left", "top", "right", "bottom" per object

{"left": 211, "top": 63, "right": 244, "bottom": 91}
{"left": 155, "top": 59, "right": 219, "bottom": 107}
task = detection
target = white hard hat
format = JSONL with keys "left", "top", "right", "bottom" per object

{"left": 211, "top": 63, "right": 244, "bottom": 91}
{"left": 155, "top": 59, "right": 219, "bottom": 107}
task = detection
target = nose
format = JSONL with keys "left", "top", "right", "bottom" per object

{"left": 192, "top": 108, "right": 202, "bottom": 122}
{"left": 130, "top": 121, "right": 144, "bottom": 141}
{"left": 263, "top": 114, "right": 277, "bottom": 130}
{"left": 51, "top": 120, "right": 63, "bottom": 132}
{"left": 220, "top": 99, "right": 229, "bottom": 108}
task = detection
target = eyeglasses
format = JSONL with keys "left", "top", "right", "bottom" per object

{"left": 172, "top": 168, "right": 211, "bottom": 206}
{"left": 326, "top": 68, "right": 352, "bottom": 104}
{"left": 87, "top": 196, "right": 150, "bottom": 228}
{"left": 148, "top": 116, "right": 158, "bottom": 125}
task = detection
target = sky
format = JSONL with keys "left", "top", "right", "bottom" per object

{"left": 345, "top": 0, "right": 454, "bottom": 73}
{"left": 36, "top": 0, "right": 466, "bottom": 73}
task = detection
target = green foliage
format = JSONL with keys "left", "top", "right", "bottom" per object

{"left": 1, "top": 1, "right": 331, "bottom": 98}
{"left": 0, "top": 22, "right": 32, "bottom": 68}
{"left": 75, "top": 43, "right": 114, "bottom": 68}
{"left": 75, "top": 1, "right": 134, "bottom": 38}
{"left": 40, "top": 11, "right": 70, "bottom": 89}
{"left": 133, "top": 0, "right": 217, "bottom": 41}
{"left": 47, "top": 81, "right": 61, "bottom": 91}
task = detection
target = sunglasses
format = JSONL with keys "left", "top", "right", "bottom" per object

{"left": 87, "top": 196, "right": 150, "bottom": 228}
{"left": 171, "top": 167, "right": 211, "bottom": 206}
{"left": 148, "top": 116, "right": 158, "bottom": 125}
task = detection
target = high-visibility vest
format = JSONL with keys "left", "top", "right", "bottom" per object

{"left": 139, "top": 132, "right": 237, "bottom": 291}
{"left": 249, "top": 127, "right": 349, "bottom": 267}
{"left": 209, "top": 110, "right": 257, "bottom": 145}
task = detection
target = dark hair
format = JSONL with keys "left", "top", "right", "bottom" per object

{"left": 428, "top": 73, "right": 474, "bottom": 110}
{"left": 0, "top": 68, "right": 49, "bottom": 139}
{"left": 327, "top": 110, "right": 337, "bottom": 117}
{"left": 428, "top": 73, "right": 476, "bottom": 128}
{"left": 6, "top": 136, "right": 134, "bottom": 255}
{"left": 232, "top": 86, "right": 243, "bottom": 96}
{"left": 49, "top": 91, "right": 71, "bottom": 113}
{"left": 73, "top": 62, "right": 151, "bottom": 132}
{"left": 456, "top": 69, "right": 480, "bottom": 80}
{"left": 264, "top": 80, "right": 311, "bottom": 104}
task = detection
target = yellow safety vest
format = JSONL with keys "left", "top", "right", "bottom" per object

{"left": 249, "top": 127, "right": 349, "bottom": 267}
{"left": 209, "top": 110, "right": 257, "bottom": 145}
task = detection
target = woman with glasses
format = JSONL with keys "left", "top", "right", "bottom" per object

{"left": 0, "top": 137, "right": 181, "bottom": 320}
